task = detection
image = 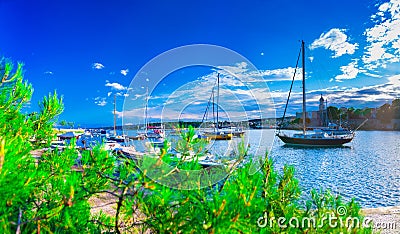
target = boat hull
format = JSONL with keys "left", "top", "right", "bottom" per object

{"left": 277, "top": 134, "right": 352, "bottom": 146}
{"left": 203, "top": 133, "right": 232, "bottom": 140}
{"left": 231, "top": 131, "right": 245, "bottom": 137}
{"left": 109, "top": 136, "right": 125, "bottom": 142}
{"left": 127, "top": 135, "right": 145, "bottom": 140}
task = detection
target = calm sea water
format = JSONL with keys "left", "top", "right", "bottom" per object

{"left": 120, "top": 129, "right": 400, "bottom": 208}
{"left": 264, "top": 129, "right": 400, "bottom": 208}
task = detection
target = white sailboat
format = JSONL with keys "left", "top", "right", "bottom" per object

{"left": 108, "top": 94, "right": 126, "bottom": 142}
{"left": 200, "top": 73, "right": 233, "bottom": 140}
{"left": 143, "top": 87, "right": 165, "bottom": 148}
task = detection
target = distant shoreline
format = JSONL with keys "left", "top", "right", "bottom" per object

{"left": 55, "top": 126, "right": 400, "bottom": 132}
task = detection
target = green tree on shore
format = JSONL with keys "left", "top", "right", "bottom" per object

{"left": 377, "top": 103, "right": 392, "bottom": 123}
{"left": 392, "top": 99, "right": 400, "bottom": 119}
{"left": 0, "top": 58, "right": 108, "bottom": 232}
{"left": 327, "top": 100, "right": 400, "bottom": 124}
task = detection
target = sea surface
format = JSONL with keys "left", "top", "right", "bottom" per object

{"left": 98, "top": 129, "right": 400, "bottom": 208}
{"left": 252, "top": 129, "right": 400, "bottom": 208}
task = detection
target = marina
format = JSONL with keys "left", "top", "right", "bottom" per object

{"left": 3, "top": 0, "right": 400, "bottom": 232}
{"left": 52, "top": 127, "right": 400, "bottom": 208}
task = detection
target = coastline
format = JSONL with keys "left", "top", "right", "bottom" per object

{"left": 54, "top": 128, "right": 85, "bottom": 134}
{"left": 362, "top": 206, "right": 400, "bottom": 234}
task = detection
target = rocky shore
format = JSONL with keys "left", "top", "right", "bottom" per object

{"left": 362, "top": 206, "right": 400, "bottom": 234}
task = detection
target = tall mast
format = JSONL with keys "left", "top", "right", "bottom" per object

{"left": 216, "top": 73, "right": 220, "bottom": 130}
{"left": 302, "top": 40, "right": 307, "bottom": 134}
{"left": 113, "top": 94, "right": 117, "bottom": 134}
{"left": 145, "top": 87, "right": 148, "bottom": 131}
{"left": 212, "top": 86, "right": 215, "bottom": 130}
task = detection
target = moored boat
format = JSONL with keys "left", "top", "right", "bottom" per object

{"left": 57, "top": 131, "right": 80, "bottom": 140}
{"left": 201, "top": 130, "right": 233, "bottom": 140}
{"left": 277, "top": 132, "right": 353, "bottom": 146}
{"left": 219, "top": 126, "right": 245, "bottom": 137}
{"left": 276, "top": 40, "right": 354, "bottom": 146}
{"left": 108, "top": 134, "right": 126, "bottom": 142}
{"left": 198, "top": 73, "right": 233, "bottom": 141}
{"left": 103, "top": 140, "right": 122, "bottom": 151}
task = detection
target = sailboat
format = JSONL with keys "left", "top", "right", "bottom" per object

{"left": 143, "top": 87, "right": 165, "bottom": 147}
{"left": 200, "top": 73, "right": 233, "bottom": 140}
{"left": 276, "top": 40, "right": 354, "bottom": 146}
{"left": 108, "top": 94, "right": 126, "bottom": 142}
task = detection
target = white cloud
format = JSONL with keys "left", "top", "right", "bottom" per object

{"left": 259, "top": 67, "right": 302, "bottom": 81}
{"left": 388, "top": 74, "right": 400, "bottom": 86}
{"left": 120, "top": 69, "right": 129, "bottom": 76}
{"left": 335, "top": 60, "right": 360, "bottom": 81}
{"left": 363, "top": 72, "right": 382, "bottom": 78}
{"left": 105, "top": 81, "right": 127, "bottom": 90}
{"left": 306, "top": 75, "right": 399, "bottom": 110}
{"left": 94, "top": 97, "right": 107, "bottom": 106}
{"left": 121, "top": 63, "right": 278, "bottom": 124}
{"left": 115, "top": 92, "right": 129, "bottom": 97}
{"left": 379, "top": 2, "right": 391, "bottom": 12}
{"left": 119, "top": 60, "right": 400, "bottom": 122}
{"left": 218, "top": 62, "right": 302, "bottom": 82}
{"left": 92, "top": 62, "right": 105, "bottom": 70}
{"left": 217, "top": 62, "right": 248, "bottom": 77}
{"left": 107, "top": 92, "right": 112, "bottom": 97}
{"left": 362, "top": 0, "right": 400, "bottom": 70}
{"left": 130, "top": 93, "right": 145, "bottom": 101}
{"left": 44, "top": 71, "right": 53, "bottom": 75}
{"left": 310, "top": 28, "right": 359, "bottom": 58}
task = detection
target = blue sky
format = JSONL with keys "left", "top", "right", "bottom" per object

{"left": 1, "top": 0, "right": 399, "bottom": 127}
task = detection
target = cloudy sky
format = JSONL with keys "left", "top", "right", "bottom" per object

{"left": 1, "top": 0, "right": 399, "bottom": 127}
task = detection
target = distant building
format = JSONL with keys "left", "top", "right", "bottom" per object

{"left": 296, "top": 95, "right": 328, "bottom": 127}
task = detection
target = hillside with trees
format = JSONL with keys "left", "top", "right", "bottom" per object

{"left": 326, "top": 99, "right": 400, "bottom": 130}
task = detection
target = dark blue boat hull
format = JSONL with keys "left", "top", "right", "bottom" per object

{"left": 277, "top": 135, "right": 352, "bottom": 146}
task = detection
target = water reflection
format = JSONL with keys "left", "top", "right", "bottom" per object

{"left": 270, "top": 130, "right": 400, "bottom": 208}
{"left": 86, "top": 129, "right": 399, "bottom": 208}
